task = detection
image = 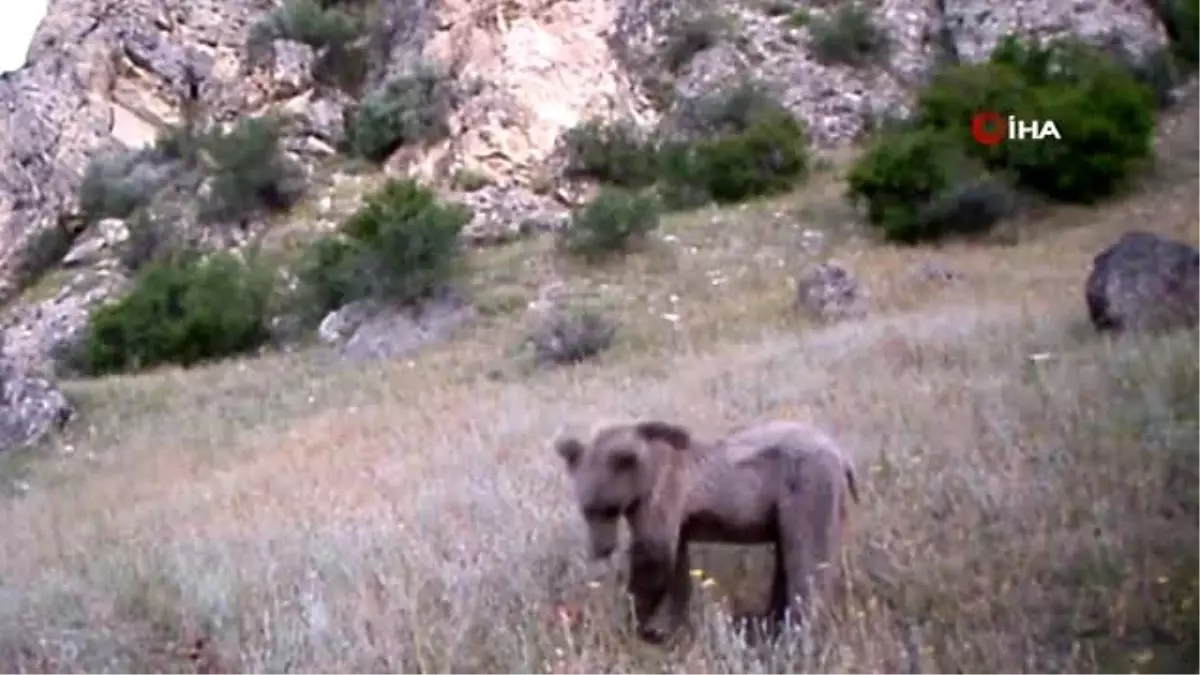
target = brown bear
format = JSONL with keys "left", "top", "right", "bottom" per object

{"left": 554, "top": 418, "right": 860, "bottom": 643}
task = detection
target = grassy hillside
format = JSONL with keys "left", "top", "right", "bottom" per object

{"left": 0, "top": 95, "right": 1196, "bottom": 672}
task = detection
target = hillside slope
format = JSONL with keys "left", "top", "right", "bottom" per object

{"left": 0, "top": 82, "right": 1195, "bottom": 672}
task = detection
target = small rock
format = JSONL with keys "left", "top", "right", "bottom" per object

{"left": 795, "top": 260, "right": 867, "bottom": 321}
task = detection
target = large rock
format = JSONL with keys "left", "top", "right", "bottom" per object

{"left": 0, "top": 365, "right": 73, "bottom": 453}
{"left": 317, "top": 294, "right": 475, "bottom": 361}
{"left": 1085, "top": 231, "right": 1199, "bottom": 332}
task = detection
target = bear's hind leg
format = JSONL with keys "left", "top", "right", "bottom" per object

{"left": 777, "top": 473, "right": 842, "bottom": 628}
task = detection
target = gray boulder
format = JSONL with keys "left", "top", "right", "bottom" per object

{"left": 0, "top": 365, "right": 73, "bottom": 453}
{"left": 1085, "top": 231, "right": 1199, "bottom": 332}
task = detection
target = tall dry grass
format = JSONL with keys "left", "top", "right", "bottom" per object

{"left": 0, "top": 95, "right": 1196, "bottom": 675}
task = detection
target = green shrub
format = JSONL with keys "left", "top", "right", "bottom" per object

{"left": 807, "top": 2, "right": 888, "bottom": 66}
{"left": 297, "top": 179, "right": 469, "bottom": 318}
{"left": 1001, "top": 70, "right": 1155, "bottom": 202}
{"left": 199, "top": 115, "right": 306, "bottom": 223}
{"left": 562, "top": 119, "right": 659, "bottom": 188}
{"left": 272, "top": 0, "right": 360, "bottom": 50}
{"left": 1152, "top": 0, "right": 1199, "bottom": 71}
{"left": 692, "top": 109, "right": 809, "bottom": 203}
{"left": 658, "top": 104, "right": 809, "bottom": 207}
{"left": 81, "top": 251, "right": 274, "bottom": 375}
{"left": 918, "top": 36, "right": 1156, "bottom": 203}
{"left": 915, "top": 60, "right": 1034, "bottom": 166}
{"left": 559, "top": 188, "right": 661, "bottom": 262}
{"left": 294, "top": 235, "right": 363, "bottom": 321}
{"left": 670, "top": 80, "right": 788, "bottom": 138}
{"left": 847, "top": 127, "right": 995, "bottom": 243}
{"left": 342, "top": 66, "right": 458, "bottom": 162}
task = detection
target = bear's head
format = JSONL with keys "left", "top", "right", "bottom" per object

{"left": 554, "top": 419, "right": 691, "bottom": 559}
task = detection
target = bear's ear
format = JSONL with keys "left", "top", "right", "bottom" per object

{"left": 635, "top": 420, "right": 691, "bottom": 450}
{"left": 555, "top": 436, "right": 585, "bottom": 469}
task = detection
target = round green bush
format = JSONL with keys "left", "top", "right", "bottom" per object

{"left": 559, "top": 188, "right": 662, "bottom": 262}
{"left": 918, "top": 36, "right": 1157, "bottom": 204}
{"left": 847, "top": 127, "right": 993, "bottom": 243}
{"left": 296, "top": 179, "right": 469, "bottom": 319}
{"left": 82, "top": 252, "right": 273, "bottom": 375}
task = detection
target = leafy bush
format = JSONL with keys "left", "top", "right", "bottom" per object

{"left": 342, "top": 66, "right": 458, "bottom": 162}
{"left": 199, "top": 115, "right": 307, "bottom": 223}
{"left": 917, "top": 36, "right": 1156, "bottom": 203}
{"left": 847, "top": 127, "right": 994, "bottom": 243}
{"left": 81, "top": 251, "right": 274, "bottom": 375}
{"left": 807, "top": 2, "right": 888, "bottom": 66}
{"left": 669, "top": 80, "right": 789, "bottom": 139}
{"left": 271, "top": 0, "right": 360, "bottom": 50}
{"left": 986, "top": 37, "right": 1156, "bottom": 202}
{"left": 658, "top": 104, "right": 809, "bottom": 207}
{"left": 562, "top": 119, "right": 659, "bottom": 188}
{"left": 296, "top": 179, "right": 469, "bottom": 319}
{"left": 559, "top": 188, "right": 661, "bottom": 262}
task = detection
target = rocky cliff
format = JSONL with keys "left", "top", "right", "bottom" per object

{"left": 0, "top": 0, "right": 1173, "bottom": 386}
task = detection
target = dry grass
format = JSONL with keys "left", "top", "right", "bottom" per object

{"left": 0, "top": 100, "right": 1197, "bottom": 673}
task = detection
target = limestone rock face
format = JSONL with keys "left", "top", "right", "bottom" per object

{"left": 0, "top": 0, "right": 1181, "bottom": 390}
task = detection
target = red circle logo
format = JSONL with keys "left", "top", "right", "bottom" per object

{"left": 971, "top": 111, "right": 1005, "bottom": 146}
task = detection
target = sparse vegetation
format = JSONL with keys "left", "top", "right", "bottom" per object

{"left": 561, "top": 82, "right": 810, "bottom": 211}
{"left": 8, "top": 220, "right": 80, "bottom": 296}
{"left": 562, "top": 119, "right": 660, "bottom": 189}
{"left": 78, "top": 148, "right": 172, "bottom": 223}
{"left": 662, "top": 8, "right": 728, "bottom": 73}
{"left": 1, "top": 14, "right": 1198, "bottom": 675}
{"left": 669, "top": 105, "right": 809, "bottom": 204}
{"left": 807, "top": 1, "right": 888, "bottom": 67}
{"left": 528, "top": 303, "right": 618, "bottom": 367}
{"left": 558, "top": 188, "right": 661, "bottom": 262}
{"left": 79, "top": 251, "right": 274, "bottom": 375}
{"left": 342, "top": 65, "right": 459, "bottom": 163}
{"left": 198, "top": 115, "right": 307, "bottom": 224}
{"left": 295, "top": 179, "right": 469, "bottom": 320}
{"left": 849, "top": 34, "right": 1160, "bottom": 242}
{"left": 268, "top": 0, "right": 361, "bottom": 51}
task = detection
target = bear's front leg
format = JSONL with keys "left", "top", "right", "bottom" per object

{"left": 629, "top": 540, "right": 692, "bottom": 644}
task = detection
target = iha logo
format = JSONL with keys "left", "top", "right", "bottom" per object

{"left": 971, "top": 111, "right": 1062, "bottom": 146}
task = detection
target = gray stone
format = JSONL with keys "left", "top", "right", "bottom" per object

{"left": 0, "top": 365, "right": 73, "bottom": 453}
{"left": 1085, "top": 231, "right": 1199, "bottom": 332}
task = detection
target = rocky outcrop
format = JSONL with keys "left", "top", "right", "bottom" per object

{"left": 0, "top": 0, "right": 1183, "bottom": 386}
{"left": 317, "top": 293, "right": 475, "bottom": 361}
{"left": 1085, "top": 231, "right": 1199, "bottom": 333}
{"left": 0, "top": 364, "right": 73, "bottom": 453}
